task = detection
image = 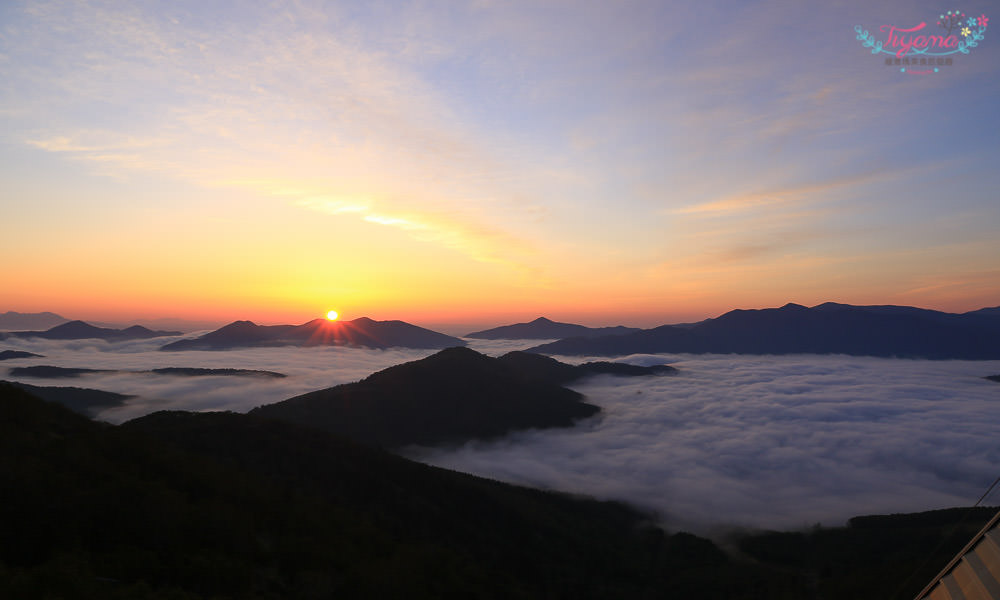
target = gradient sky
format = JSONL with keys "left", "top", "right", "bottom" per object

{"left": 2, "top": 0, "right": 998, "bottom": 328}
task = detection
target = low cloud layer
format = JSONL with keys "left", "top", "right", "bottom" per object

{"left": 3, "top": 335, "right": 999, "bottom": 532}
{"left": 0, "top": 333, "right": 440, "bottom": 422}
{"left": 411, "top": 353, "right": 1000, "bottom": 532}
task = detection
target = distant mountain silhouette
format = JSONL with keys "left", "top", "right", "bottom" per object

{"left": 250, "top": 347, "right": 617, "bottom": 448}
{"left": 160, "top": 317, "right": 464, "bottom": 351}
{"left": 3, "top": 380, "right": 130, "bottom": 416}
{"left": 9, "top": 366, "right": 113, "bottom": 378}
{"left": 0, "top": 350, "right": 43, "bottom": 361}
{"left": 2, "top": 320, "right": 181, "bottom": 341}
{"left": 466, "top": 316, "right": 641, "bottom": 339}
{"left": 496, "top": 350, "right": 676, "bottom": 383}
{"left": 9, "top": 365, "right": 286, "bottom": 379}
{"left": 528, "top": 302, "right": 1000, "bottom": 359}
{"left": 0, "top": 310, "right": 68, "bottom": 330}
{"left": 148, "top": 367, "right": 286, "bottom": 378}
{"left": 986, "top": 375, "right": 1000, "bottom": 384}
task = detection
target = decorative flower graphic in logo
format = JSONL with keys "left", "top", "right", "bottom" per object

{"left": 938, "top": 10, "right": 967, "bottom": 36}
{"left": 855, "top": 7, "right": 988, "bottom": 74}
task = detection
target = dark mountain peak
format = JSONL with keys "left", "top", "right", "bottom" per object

{"left": 298, "top": 318, "right": 329, "bottom": 328}
{"left": 251, "top": 347, "right": 600, "bottom": 448}
{"left": 362, "top": 346, "right": 499, "bottom": 384}
{"left": 221, "top": 320, "right": 259, "bottom": 329}
{"left": 47, "top": 320, "right": 103, "bottom": 334}
{"left": 6, "top": 320, "right": 180, "bottom": 341}
{"left": 160, "top": 316, "right": 463, "bottom": 351}
{"left": 122, "top": 324, "right": 154, "bottom": 334}
{"left": 466, "top": 317, "right": 640, "bottom": 340}
{"left": 779, "top": 302, "right": 808, "bottom": 311}
{"left": 812, "top": 301, "right": 850, "bottom": 310}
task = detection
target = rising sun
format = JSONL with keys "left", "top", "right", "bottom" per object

{"left": 326, "top": 310, "right": 339, "bottom": 321}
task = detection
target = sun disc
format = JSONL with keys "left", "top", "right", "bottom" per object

{"left": 326, "top": 310, "right": 339, "bottom": 321}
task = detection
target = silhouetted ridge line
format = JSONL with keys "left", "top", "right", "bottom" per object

{"left": 3, "top": 380, "right": 130, "bottom": 417}
{"left": 0, "top": 350, "right": 43, "bottom": 360}
{"left": 466, "top": 317, "right": 641, "bottom": 339}
{"left": 528, "top": 302, "right": 1000, "bottom": 359}
{"left": 251, "top": 347, "right": 674, "bottom": 448}
{"left": 8, "top": 365, "right": 286, "bottom": 379}
{"left": 1, "top": 320, "right": 180, "bottom": 341}
{"left": 160, "top": 316, "right": 464, "bottom": 350}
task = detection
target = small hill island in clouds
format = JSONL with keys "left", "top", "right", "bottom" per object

{"left": 529, "top": 302, "right": 1000, "bottom": 360}
{"left": 466, "top": 316, "right": 641, "bottom": 339}
{"left": 251, "top": 347, "right": 674, "bottom": 448}
{"left": 160, "top": 316, "right": 464, "bottom": 351}
{"left": 1, "top": 320, "right": 181, "bottom": 341}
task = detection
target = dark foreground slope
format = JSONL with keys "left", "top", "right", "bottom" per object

{"left": 1, "top": 383, "right": 992, "bottom": 599}
{"left": 161, "top": 317, "right": 463, "bottom": 351}
{"left": 251, "top": 347, "right": 666, "bottom": 448}
{"left": 530, "top": 302, "right": 1000, "bottom": 359}
{"left": 2, "top": 380, "right": 129, "bottom": 417}
{"left": 0, "top": 382, "right": 779, "bottom": 599}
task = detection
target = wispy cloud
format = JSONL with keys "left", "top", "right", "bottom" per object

{"left": 5, "top": 1, "right": 548, "bottom": 273}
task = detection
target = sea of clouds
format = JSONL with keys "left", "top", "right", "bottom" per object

{"left": 3, "top": 333, "right": 999, "bottom": 532}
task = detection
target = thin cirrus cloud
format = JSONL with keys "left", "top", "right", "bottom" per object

{"left": 4, "top": 1, "right": 546, "bottom": 273}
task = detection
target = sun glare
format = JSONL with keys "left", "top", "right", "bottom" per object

{"left": 326, "top": 310, "right": 339, "bottom": 321}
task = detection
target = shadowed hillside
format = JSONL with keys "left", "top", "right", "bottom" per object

{"left": 1, "top": 382, "right": 992, "bottom": 599}
{"left": 0, "top": 382, "right": 787, "bottom": 599}
{"left": 250, "top": 347, "right": 609, "bottom": 448}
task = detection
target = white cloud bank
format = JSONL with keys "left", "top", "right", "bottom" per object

{"left": 411, "top": 353, "right": 1000, "bottom": 532}
{"left": 3, "top": 336, "right": 998, "bottom": 532}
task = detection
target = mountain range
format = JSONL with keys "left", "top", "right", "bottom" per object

{"left": 528, "top": 302, "right": 1000, "bottom": 359}
{"left": 466, "top": 316, "right": 641, "bottom": 339}
{"left": 160, "top": 317, "right": 464, "bottom": 351}
{"left": 1, "top": 320, "right": 181, "bottom": 341}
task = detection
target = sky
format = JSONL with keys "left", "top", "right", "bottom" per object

{"left": 3, "top": 334, "right": 998, "bottom": 531}
{"left": 2, "top": 0, "right": 999, "bottom": 329}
